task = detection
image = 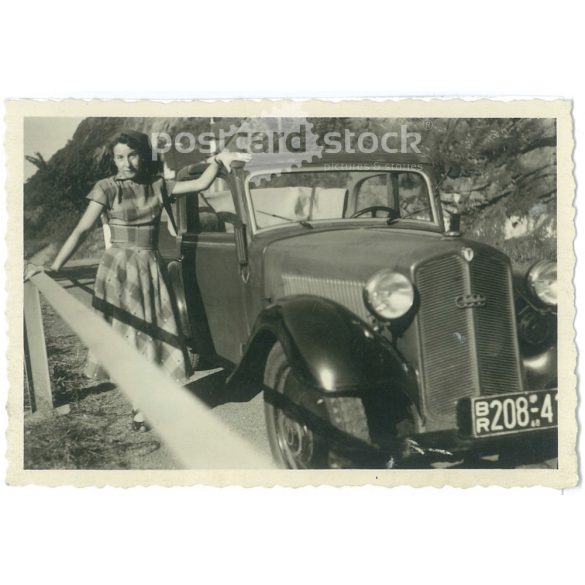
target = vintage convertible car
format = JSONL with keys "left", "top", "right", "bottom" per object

{"left": 163, "top": 152, "right": 558, "bottom": 469}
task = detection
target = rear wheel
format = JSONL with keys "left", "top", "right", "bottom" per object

{"left": 263, "top": 343, "right": 375, "bottom": 469}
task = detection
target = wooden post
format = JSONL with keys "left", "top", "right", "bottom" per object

{"left": 23, "top": 281, "right": 53, "bottom": 414}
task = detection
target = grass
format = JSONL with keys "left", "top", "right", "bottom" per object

{"left": 24, "top": 392, "right": 164, "bottom": 470}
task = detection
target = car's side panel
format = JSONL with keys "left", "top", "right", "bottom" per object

{"left": 181, "top": 233, "right": 250, "bottom": 363}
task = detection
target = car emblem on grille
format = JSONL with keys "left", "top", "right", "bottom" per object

{"left": 461, "top": 247, "right": 474, "bottom": 262}
{"left": 456, "top": 293, "right": 486, "bottom": 308}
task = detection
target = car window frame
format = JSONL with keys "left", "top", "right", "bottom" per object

{"left": 181, "top": 171, "right": 244, "bottom": 237}
{"left": 243, "top": 165, "right": 443, "bottom": 235}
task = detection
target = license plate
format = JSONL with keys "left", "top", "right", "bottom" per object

{"left": 468, "top": 390, "right": 558, "bottom": 438}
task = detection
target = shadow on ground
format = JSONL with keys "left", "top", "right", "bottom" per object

{"left": 184, "top": 369, "right": 261, "bottom": 409}
{"left": 69, "top": 381, "right": 117, "bottom": 405}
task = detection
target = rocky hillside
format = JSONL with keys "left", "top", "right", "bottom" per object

{"left": 348, "top": 117, "right": 557, "bottom": 268}
{"left": 434, "top": 118, "right": 556, "bottom": 269}
{"left": 24, "top": 116, "right": 556, "bottom": 268}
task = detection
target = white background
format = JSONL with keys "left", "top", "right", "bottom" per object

{"left": 0, "top": 1, "right": 582, "bottom": 584}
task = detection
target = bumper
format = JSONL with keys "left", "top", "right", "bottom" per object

{"left": 408, "top": 426, "right": 558, "bottom": 459}
{"left": 405, "top": 389, "right": 559, "bottom": 462}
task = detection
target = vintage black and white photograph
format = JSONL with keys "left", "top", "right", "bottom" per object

{"left": 7, "top": 100, "right": 576, "bottom": 485}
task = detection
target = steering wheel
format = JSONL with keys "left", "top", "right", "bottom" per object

{"left": 351, "top": 206, "right": 399, "bottom": 219}
{"left": 217, "top": 211, "right": 240, "bottom": 225}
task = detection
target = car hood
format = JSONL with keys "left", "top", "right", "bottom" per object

{"left": 263, "top": 226, "right": 506, "bottom": 300}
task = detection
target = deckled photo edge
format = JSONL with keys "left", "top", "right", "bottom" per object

{"left": 5, "top": 100, "right": 25, "bottom": 485}
{"left": 4, "top": 98, "right": 578, "bottom": 488}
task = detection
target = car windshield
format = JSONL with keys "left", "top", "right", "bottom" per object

{"left": 247, "top": 168, "right": 435, "bottom": 229}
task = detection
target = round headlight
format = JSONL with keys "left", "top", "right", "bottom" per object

{"left": 364, "top": 270, "right": 414, "bottom": 320}
{"left": 527, "top": 260, "right": 557, "bottom": 306}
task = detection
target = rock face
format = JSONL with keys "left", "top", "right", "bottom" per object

{"left": 24, "top": 117, "right": 557, "bottom": 268}
{"left": 358, "top": 117, "right": 557, "bottom": 269}
{"left": 438, "top": 125, "right": 557, "bottom": 270}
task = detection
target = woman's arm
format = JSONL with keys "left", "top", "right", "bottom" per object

{"left": 171, "top": 152, "right": 252, "bottom": 197}
{"left": 171, "top": 157, "right": 221, "bottom": 196}
{"left": 50, "top": 201, "right": 104, "bottom": 270}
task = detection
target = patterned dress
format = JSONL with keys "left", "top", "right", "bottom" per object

{"left": 84, "top": 174, "right": 191, "bottom": 385}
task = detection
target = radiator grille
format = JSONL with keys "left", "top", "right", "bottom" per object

{"left": 416, "top": 256, "right": 478, "bottom": 416}
{"left": 282, "top": 274, "right": 369, "bottom": 321}
{"left": 415, "top": 251, "right": 522, "bottom": 417}
{"left": 471, "top": 254, "right": 523, "bottom": 395}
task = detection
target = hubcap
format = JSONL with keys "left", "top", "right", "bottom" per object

{"left": 275, "top": 410, "right": 315, "bottom": 469}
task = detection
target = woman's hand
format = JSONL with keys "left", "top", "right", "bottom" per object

{"left": 24, "top": 263, "right": 45, "bottom": 282}
{"left": 214, "top": 151, "right": 253, "bottom": 171}
{"left": 24, "top": 263, "right": 56, "bottom": 282}
{"left": 174, "top": 152, "right": 254, "bottom": 197}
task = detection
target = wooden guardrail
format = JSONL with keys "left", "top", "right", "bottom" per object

{"left": 24, "top": 272, "right": 274, "bottom": 469}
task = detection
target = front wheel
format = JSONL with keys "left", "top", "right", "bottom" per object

{"left": 263, "top": 343, "right": 377, "bottom": 469}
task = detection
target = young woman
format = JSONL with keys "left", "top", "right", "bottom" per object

{"left": 26, "top": 129, "right": 250, "bottom": 429}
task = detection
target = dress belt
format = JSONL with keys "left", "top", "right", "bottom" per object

{"left": 109, "top": 224, "right": 158, "bottom": 250}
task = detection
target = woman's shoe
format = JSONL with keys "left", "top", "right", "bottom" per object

{"left": 131, "top": 409, "right": 150, "bottom": 432}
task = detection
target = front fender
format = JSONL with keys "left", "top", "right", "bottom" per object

{"left": 523, "top": 345, "right": 557, "bottom": 390}
{"left": 514, "top": 277, "right": 557, "bottom": 390}
{"left": 227, "top": 295, "right": 412, "bottom": 395}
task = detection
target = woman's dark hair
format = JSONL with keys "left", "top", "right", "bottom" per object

{"left": 107, "top": 129, "right": 162, "bottom": 178}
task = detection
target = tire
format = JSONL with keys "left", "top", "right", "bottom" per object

{"left": 263, "top": 343, "right": 375, "bottom": 469}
